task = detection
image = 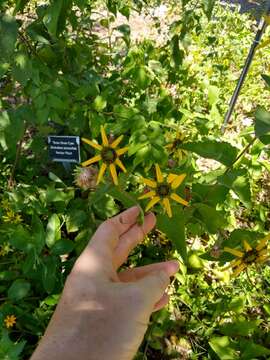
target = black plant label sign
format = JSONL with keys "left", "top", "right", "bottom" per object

{"left": 48, "top": 136, "right": 80, "bottom": 163}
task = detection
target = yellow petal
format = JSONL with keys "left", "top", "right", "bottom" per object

{"left": 101, "top": 125, "right": 109, "bottom": 146}
{"left": 257, "top": 249, "right": 268, "bottom": 257}
{"left": 138, "top": 190, "right": 156, "bottom": 200}
{"left": 171, "top": 173, "right": 186, "bottom": 189}
{"left": 256, "top": 234, "right": 270, "bottom": 251}
{"left": 256, "top": 256, "right": 269, "bottom": 264}
{"left": 109, "top": 164, "right": 118, "bottom": 185}
{"left": 96, "top": 163, "right": 107, "bottom": 184}
{"left": 115, "top": 158, "right": 126, "bottom": 172}
{"left": 81, "top": 154, "right": 101, "bottom": 167}
{"left": 232, "top": 263, "right": 247, "bottom": 277}
{"left": 223, "top": 258, "right": 242, "bottom": 271}
{"left": 224, "top": 247, "right": 244, "bottom": 258}
{"left": 145, "top": 196, "right": 160, "bottom": 212}
{"left": 155, "top": 164, "right": 163, "bottom": 183}
{"left": 116, "top": 147, "right": 129, "bottom": 156}
{"left": 243, "top": 240, "right": 252, "bottom": 252}
{"left": 111, "top": 135, "right": 124, "bottom": 149}
{"left": 142, "top": 178, "right": 157, "bottom": 188}
{"left": 170, "top": 192, "right": 188, "bottom": 206}
{"left": 167, "top": 173, "right": 178, "bottom": 184}
{"left": 163, "top": 198, "right": 172, "bottom": 218}
{"left": 81, "top": 138, "right": 102, "bottom": 150}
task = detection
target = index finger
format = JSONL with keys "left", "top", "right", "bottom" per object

{"left": 90, "top": 206, "right": 141, "bottom": 252}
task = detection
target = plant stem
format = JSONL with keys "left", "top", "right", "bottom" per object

{"left": 8, "top": 124, "right": 26, "bottom": 189}
{"left": 224, "top": 136, "right": 257, "bottom": 175}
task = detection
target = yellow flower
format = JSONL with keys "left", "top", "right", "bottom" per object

{"left": 81, "top": 126, "right": 128, "bottom": 186}
{"left": 0, "top": 243, "right": 13, "bottom": 256}
{"left": 166, "top": 130, "right": 188, "bottom": 163}
{"left": 223, "top": 234, "right": 270, "bottom": 277}
{"left": 138, "top": 164, "right": 188, "bottom": 218}
{"left": 4, "top": 315, "right": 16, "bottom": 328}
{"left": 1, "top": 199, "right": 10, "bottom": 210}
{"left": 2, "top": 210, "right": 22, "bottom": 224}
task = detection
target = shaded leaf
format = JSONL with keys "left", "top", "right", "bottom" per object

{"left": 8, "top": 280, "right": 31, "bottom": 301}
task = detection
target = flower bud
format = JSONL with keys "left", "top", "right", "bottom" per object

{"left": 74, "top": 166, "right": 98, "bottom": 190}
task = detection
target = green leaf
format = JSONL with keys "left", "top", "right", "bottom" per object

{"left": 12, "top": 52, "right": 33, "bottom": 86}
{"left": 8, "top": 279, "right": 31, "bottom": 301}
{"left": 240, "top": 340, "right": 270, "bottom": 359}
{"left": 218, "top": 169, "right": 251, "bottom": 208}
{"left": 0, "top": 14, "right": 18, "bottom": 62}
{"left": 220, "top": 320, "right": 260, "bottom": 337}
{"left": 66, "top": 210, "right": 87, "bottom": 233}
{"left": 41, "top": 256, "right": 57, "bottom": 293}
{"left": 262, "top": 74, "right": 270, "bottom": 87}
{"left": 171, "top": 35, "right": 184, "bottom": 67}
{"left": 0, "top": 330, "right": 26, "bottom": 360}
{"left": 192, "top": 183, "right": 229, "bottom": 206}
{"left": 45, "top": 213, "right": 61, "bottom": 248}
{"left": 9, "top": 225, "right": 33, "bottom": 252}
{"left": 181, "top": 141, "right": 238, "bottom": 166}
{"left": 157, "top": 210, "right": 187, "bottom": 262}
{"left": 51, "top": 239, "right": 74, "bottom": 255}
{"left": 31, "top": 214, "right": 45, "bottom": 253}
{"left": 202, "top": 0, "right": 216, "bottom": 20}
{"left": 193, "top": 203, "right": 226, "bottom": 234}
{"left": 255, "top": 107, "right": 270, "bottom": 144}
{"left": 133, "top": 65, "right": 151, "bottom": 89}
{"left": 93, "top": 95, "right": 107, "bottom": 112}
{"left": 43, "top": 0, "right": 64, "bottom": 36}
{"left": 209, "top": 336, "right": 238, "bottom": 360}
{"left": 14, "top": 0, "right": 31, "bottom": 14}
{"left": 108, "top": 187, "right": 139, "bottom": 208}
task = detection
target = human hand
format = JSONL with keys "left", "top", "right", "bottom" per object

{"left": 31, "top": 206, "right": 179, "bottom": 360}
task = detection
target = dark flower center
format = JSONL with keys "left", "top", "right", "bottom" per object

{"left": 156, "top": 183, "right": 171, "bottom": 197}
{"left": 243, "top": 249, "right": 258, "bottom": 264}
{"left": 101, "top": 147, "right": 117, "bottom": 164}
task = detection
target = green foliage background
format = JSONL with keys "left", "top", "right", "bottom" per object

{"left": 0, "top": 0, "right": 270, "bottom": 358}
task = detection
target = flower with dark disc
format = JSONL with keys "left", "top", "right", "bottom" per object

{"left": 223, "top": 235, "right": 270, "bottom": 277}
{"left": 138, "top": 164, "right": 188, "bottom": 218}
{"left": 81, "top": 126, "right": 128, "bottom": 185}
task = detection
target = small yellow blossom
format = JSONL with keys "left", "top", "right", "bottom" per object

{"left": 2, "top": 210, "right": 22, "bottom": 224}
{"left": 139, "top": 164, "right": 188, "bottom": 218}
{"left": 0, "top": 243, "right": 13, "bottom": 256}
{"left": 81, "top": 126, "right": 128, "bottom": 186}
{"left": 223, "top": 234, "right": 270, "bottom": 277}
{"left": 1, "top": 199, "right": 10, "bottom": 210}
{"left": 165, "top": 130, "right": 188, "bottom": 163}
{"left": 4, "top": 315, "right": 16, "bottom": 328}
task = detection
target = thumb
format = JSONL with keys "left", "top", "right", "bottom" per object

{"left": 136, "top": 267, "right": 176, "bottom": 309}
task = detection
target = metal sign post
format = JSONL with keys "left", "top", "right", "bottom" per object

{"left": 221, "top": 2, "right": 270, "bottom": 134}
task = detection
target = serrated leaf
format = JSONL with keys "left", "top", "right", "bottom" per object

{"left": 181, "top": 141, "right": 238, "bottom": 166}
{"left": 193, "top": 203, "right": 225, "bottom": 234}
{"left": 157, "top": 210, "right": 187, "bottom": 262}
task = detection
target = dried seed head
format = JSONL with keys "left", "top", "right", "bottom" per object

{"left": 74, "top": 166, "right": 98, "bottom": 190}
